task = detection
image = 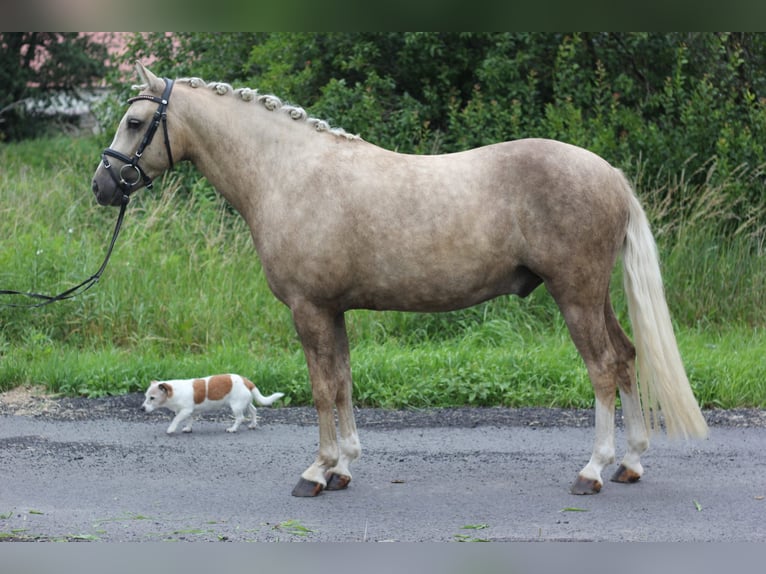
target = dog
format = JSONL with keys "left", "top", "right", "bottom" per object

{"left": 141, "top": 374, "right": 284, "bottom": 434}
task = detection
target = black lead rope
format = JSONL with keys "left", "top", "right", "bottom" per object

{"left": 0, "top": 195, "right": 129, "bottom": 308}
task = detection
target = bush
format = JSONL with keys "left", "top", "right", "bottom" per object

{"left": 98, "top": 33, "right": 766, "bottom": 232}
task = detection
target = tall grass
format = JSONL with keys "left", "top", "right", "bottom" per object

{"left": 634, "top": 155, "right": 766, "bottom": 327}
{"left": 1, "top": 136, "right": 764, "bottom": 408}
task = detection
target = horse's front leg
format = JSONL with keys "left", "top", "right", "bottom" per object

{"left": 290, "top": 303, "right": 360, "bottom": 497}
{"left": 324, "top": 313, "right": 361, "bottom": 491}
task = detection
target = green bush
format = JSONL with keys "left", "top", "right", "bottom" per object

{"left": 98, "top": 33, "right": 766, "bottom": 230}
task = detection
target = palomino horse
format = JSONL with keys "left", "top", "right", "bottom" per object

{"left": 92, "top": 63, "right": 708, "bottom": 497}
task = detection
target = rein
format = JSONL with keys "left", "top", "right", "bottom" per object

{"left": 0, "top": 196, "right": 129, "bottom": 308}
{"left": 1, "top": 78, "right": 175, "bottom": 308}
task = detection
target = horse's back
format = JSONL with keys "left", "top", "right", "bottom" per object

{"left": 350, "top": 137, "right": 631, "bottom": 264}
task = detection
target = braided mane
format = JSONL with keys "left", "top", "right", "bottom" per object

{"left": 170, "top": 77, "right": 360, "bottom": 140}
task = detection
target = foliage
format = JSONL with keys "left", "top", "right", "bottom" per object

{"left": 100, "top": 32, "right": 766, "bottom": 226}
{"left": 0, "top": 33, "right": 109, "bottom": 140}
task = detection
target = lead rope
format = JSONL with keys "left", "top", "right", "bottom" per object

{"left": 0, "top": 195, "right": 129, "bottom": 308}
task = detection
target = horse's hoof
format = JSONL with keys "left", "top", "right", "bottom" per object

{"left": 610, "top": 464, "right": 641, "bottom": 484}
{"left": 291, "top": 477, "right": 324, "bottom": 497}
{"left": 324, "top": 472, "right": 351, "bottom": 491}
{"left": 570, "top": 475, "right": 602, "bottom": 495}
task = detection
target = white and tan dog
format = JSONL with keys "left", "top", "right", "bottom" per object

{"left": 141, "top": 374, "right": 284, "bottom": 434}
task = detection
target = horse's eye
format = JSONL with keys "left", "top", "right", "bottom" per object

{"left": 127, "top": 118, "right": 142, "bottom": 130}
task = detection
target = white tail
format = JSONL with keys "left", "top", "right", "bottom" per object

{"left": 620, "top": 173, "right": 708, "bottom": 439}
{"left": 252, "top": 387, "right": 285, "bottom": 406}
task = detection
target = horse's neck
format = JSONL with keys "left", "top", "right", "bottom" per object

{"left": 182, "top": 92, "right": 320, "bottom": 217}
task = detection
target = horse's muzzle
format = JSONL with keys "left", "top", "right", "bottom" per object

{"left": 91, "top": 178, "right": 124, "bottom": 207}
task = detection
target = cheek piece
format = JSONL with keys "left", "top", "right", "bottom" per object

{"left": 101, "top": 78, "right": 175, "bottom": 201}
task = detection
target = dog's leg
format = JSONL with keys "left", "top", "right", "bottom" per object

{"left": 227, "top": 407, "right": 246, "bottom": 433}
{"left": 247, "top": 403, "right": 259, "bottom": 430}
{"left": 167, "top": 408, "right": 193, "bottom": 434}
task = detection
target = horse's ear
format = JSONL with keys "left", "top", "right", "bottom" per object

{"left": 135, "top": 61, "right": 165, "bottom": 93}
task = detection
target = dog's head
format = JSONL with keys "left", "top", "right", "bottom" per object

{"left": 141, "top": 381, "right": 172, "bottom": 413}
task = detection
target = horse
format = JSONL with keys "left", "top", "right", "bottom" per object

{"left": 92, "top": 62, "right": 708, "bottom": 497}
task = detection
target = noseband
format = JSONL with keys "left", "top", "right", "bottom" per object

{"left": 101, "top": 78, "right": 175, "bottom": 198}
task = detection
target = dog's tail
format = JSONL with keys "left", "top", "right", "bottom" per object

{"left": 251, "top": 387, "right": 285, "bottom": 406}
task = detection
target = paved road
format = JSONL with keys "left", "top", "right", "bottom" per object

{"left": 0, "top": 390, "right": 764, "bottom": 542}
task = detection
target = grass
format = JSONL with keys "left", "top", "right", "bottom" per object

{"left": 1, "top": 135, "right": 765, "bottom": 409}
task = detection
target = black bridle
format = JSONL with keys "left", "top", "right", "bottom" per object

{"left": 1, "top": 79, "right": 175, "bottom": 308}
{"left": 101, "top": 78, "right": 175, "bottom": 199}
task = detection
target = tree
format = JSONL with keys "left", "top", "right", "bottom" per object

{"left": 0, "top": 33, "right": 109, "bottom": 140}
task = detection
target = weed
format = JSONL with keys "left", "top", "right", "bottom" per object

{"left": 273, "top": 519, "right": 314, "bottom": 537}
{"left": 454, "top": 523, "right": 491, "bottom": 542}
{"left": 0, "top": 530, "right": 29, "bottom": 540}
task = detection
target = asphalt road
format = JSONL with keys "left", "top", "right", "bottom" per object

{"left": 0, "top": 389, "right": 764, "bottom": 542}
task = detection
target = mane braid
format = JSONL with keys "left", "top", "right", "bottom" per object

{"left": 174, "top": 77, "right": 360, "bottom": 140}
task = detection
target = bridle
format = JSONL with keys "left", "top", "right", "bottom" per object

{"left": 101, "top": 77, "right": 175, "bottom": 200}
{"left": 0, "top": 78, "right": 175, "bottom": 308}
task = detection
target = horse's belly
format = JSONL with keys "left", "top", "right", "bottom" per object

{"left": 350, "top": 262, "right": 542, "bottom": 312}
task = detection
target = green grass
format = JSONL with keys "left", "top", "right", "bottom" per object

{"left": 1, "top": 136, "right": 765, "bottom": 408}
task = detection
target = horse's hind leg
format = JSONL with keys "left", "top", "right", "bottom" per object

{"left": 552, "top": 289, "right": 621, "bottom": 494}
{"left": 290, "top": 303, "right": 360, "bottom": 497}
{"left": 603, "top": 300, "right": 649, "bottom": 484}
{"left": 557, "top": 290, "right": 648, "bottom": 494}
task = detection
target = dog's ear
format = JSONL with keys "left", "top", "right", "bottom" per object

{"left": 158, "top": 383, "right": 170, "bottom": 395}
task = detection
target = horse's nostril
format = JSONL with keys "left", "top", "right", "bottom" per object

{"left": 92, "top": 180, "right": 99, "bottom": 193}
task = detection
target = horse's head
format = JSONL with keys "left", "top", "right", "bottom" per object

{"left": 91, "top": 62, "right": 176, "bottom": 206}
